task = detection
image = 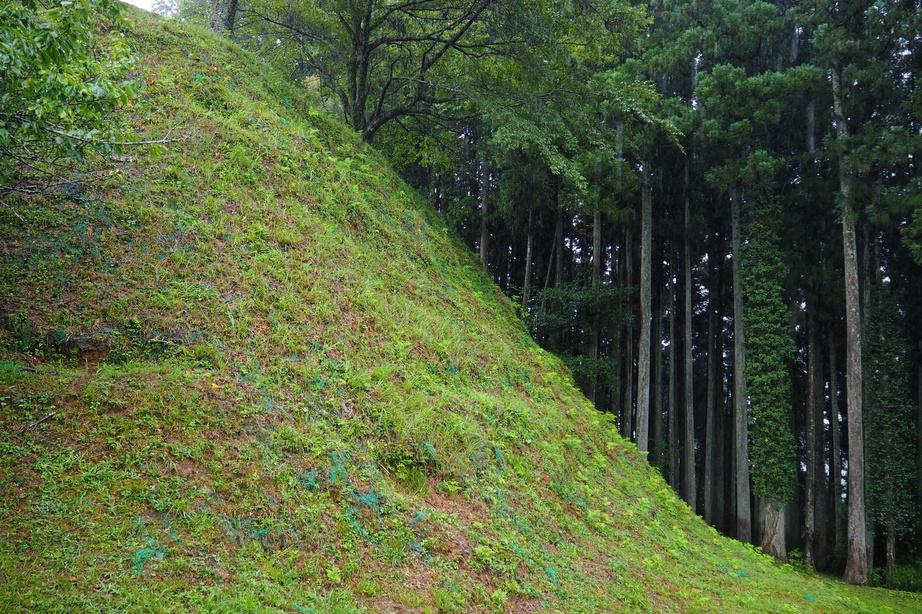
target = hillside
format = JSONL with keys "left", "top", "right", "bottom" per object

{"left": 0, "top": 10, "right": 919, "bottom": 612}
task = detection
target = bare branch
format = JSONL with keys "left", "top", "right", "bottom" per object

{"left": 44, "top": 127, "right": 187, "bottom": 146}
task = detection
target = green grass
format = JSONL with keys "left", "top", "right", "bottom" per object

{"left": 0, "top": 8, "right": 919, "bottom": 613}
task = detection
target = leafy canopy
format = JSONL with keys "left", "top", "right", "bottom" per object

{"left": 0, "top": 0, "right": 134, "bottom": 194}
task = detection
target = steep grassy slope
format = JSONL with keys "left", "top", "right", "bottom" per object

{"left": 0, "top": 10, "right": 918, "bottom": 613}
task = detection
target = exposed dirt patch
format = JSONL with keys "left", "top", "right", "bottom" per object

{"left": 506, "top": 594, "right": 545, "bottom": 613}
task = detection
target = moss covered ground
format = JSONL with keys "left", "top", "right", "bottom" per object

{"left": 1, "top": 9, "right": 920, "bottom": 613}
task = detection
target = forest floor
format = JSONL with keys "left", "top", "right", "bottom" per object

{"left": 1, "top": 8, "right": 920, "bottom": 612}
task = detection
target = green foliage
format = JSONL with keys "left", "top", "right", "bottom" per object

{"left": 529, "top": 281, "right": 631, "bottom": 401}
{"left": 884, "top": 562, "right": 922, "bottom": 593}
{"left": 531, "top": 282, "right": 631, "bottom": 341}
{"left": 698, "top": 64, "right": 819, "bottom": 191}
{"left": 741, "top": 198, "right": 797, "bottom": 504}
{"left": 864, "top": 288, "right": 918, "bottom": 537}
{"left": 0, "top": 0, "right": 134, "bottom": 193}
{"left": 907, "top": 207, "right": 922, "bottom": 266}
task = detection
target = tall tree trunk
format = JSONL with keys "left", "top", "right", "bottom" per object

{"left": 830, "top": 334, "right": 845, "bottom": 554}
{"left": 592, "top": 207, "right": 602, "bottom": 289}
{"left": 589, "top": 206, "right": 602, "bottom": 403}
{"left": 730, "top": 186, "right": 752, "bottom": 543}
{"left": 612, "top": 236, "right": 622, "bottom": 423}
{"left": 224, "top": 0, "right": 238, "bottom": 32}
{"left": 669, "top": 261, "right": 679, "bottom": 490}
{"left": 715, "top": 369, "right": 727, "bottom": 533}
{"left": 886, "top": 508, "right": 896, "bottom": 575}
{"left": 833, "top": 68, "right": 869, "bottom": 586}
{"left": 683, "top": 175, "right": 696, "bottom": 511}
{"left": 522, "top": 204, "right": 533, "bottom": 310}
{"left": 554, "top": 202, "right": 564, "bottom": 288}
{"left": 542, "top": 192, "right": 560, "bottom": 346}
{"left": 918, "top": 339, "right": 922, "bottom": 507}
{"left": 760, "top": 499, "right": 787, "bottom": 560}
{"left": 543, "top": 223, "right": 557, "bottom": 293}
{"left": 805, "top": 311, "right": 818, "bottom": 568}
{"left": 479, "top": 163, "right": 489, "bottom": 268}
{"left": 704, "top": 248, "right": 719, "bottom": 525}
{"left": 612, "top": 123, "right": 624, "bottom": 424}
{"left": 433, "top": 173, "right": 442, "bottom": 213}
{"left": 624, "top": 225, "right": 635, "bottom": 439}
{"left": 612, "top": 317, "right": 623, "bottom": 421}
{"left": 209, "top": 0, "right": 224, "bottom": 32}
{"left": 714, "top": 344, "right": 733, "bottom": 533}
{"left": 210, "top": 0, "right": 238, "bottom": 33}
{"left": 861, "top": 224, "right": 872, "bottom": 320}
{"left": 637, "top": 174, "right": 653, "bottom": 452}
{"left": 863, "top": 226, "right": 878, "bottom": 576}
{"left": 506, "top": 241, "right": 514, "bottom": 290}
{"left": 806, "top": 101, "right": 816, "bottom": 154}
{"left": 347, "top": 6, "right": 373, "bottom": 134}
{"left": 814, "top": 328, "right": 828, "bottom": 570}
{"left": 653, "top": 279, "right": 665, "bottom": 469}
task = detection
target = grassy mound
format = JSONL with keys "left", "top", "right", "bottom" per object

{"left": 1, "top": 9, "right": 919, "bottom": 613}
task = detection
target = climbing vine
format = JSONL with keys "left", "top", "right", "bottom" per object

{"left": 865, "top": 288, "right": 919, "bottom": 540}
{"left": 741, "top": 197, "right": 796, "bottom": 504}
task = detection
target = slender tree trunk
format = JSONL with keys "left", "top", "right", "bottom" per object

{"left": 612, "top": 124, "right": 624, "bottom": 423}
{"left": 918, "top": 339, "right": 922, "bottom": 505}
{"left": 592, "top": 208, "right": 602, "bottom": 289}
{"left": 805, "top": 311, "right": 818, "bottom": 568}
{"left": 502, "top": 240, "right": 511, "bottom": 290}
{"left": 730, "top": 187, "right": 752, "bottom": 543}
{"left": 863, "top": 226, "right": 877, "bottom": 576}
{"left": 589, "top": 206, "right": 602, "bottom": 403}
{"left": 704, "top": 249, "right": 719, "bottom": 525}
{"left": 653, "top": 280, "right": 665, "bottom": 469}
{"left": 830, "top": 335, "right": 844, "bottom": 553}
{"left": 715, "top": 373, "right": 727, "bottom": 532}
{"left": 886, "top": 508, "right": 896, "bottom": 575}
{"left": 856, "top": 226, "right": 876, "bottom": 572}
{"left": 612, "top": 236, "right": 623, "bottom": 422}
{"left": 624, "top": 225, "right": 635, "bottom": 439}
{"left": 541, "top": 196, "right": 559, "bottom": 344}
{"left": 715, "top": 337, "right": 727, "bottom": 533}
{"left": 479, "top": 163, "right": 489, "bottom": 268}
{"left": 224, "top": 0, "right": 238, "bottom": 32}
{"left": 617, "top": 234, "right": 627, "bottom": 432}
{"left": 683, "top": 61, "right": 700, "bottom": 508}
{"left": 861, "top": 224, "right": 872, "bottom": 321}
{"left": 554, "top": 202, "right": 564, "bottom": 288}
{"left": 543, "top": 226, "right": 557, "bottom": 292}
{"left": 806, "top": 101, "right": 816, "bottom": 154}
{"left": 669, "top": 262, "right": 679, "bottom": 490}
{"left": 522, "top": 204, "right": 534, "bottom": 310}
{"left": 346, "top": 7, "right": 373, "bottom": 134}
{"left": 814, "top": 329, "right": 828, "bottom": 570}
{"left": 612, "top": 319, "right": 623, "bottom": 421}
{"left": 683, "top": 175, "right": 696, "bottom": 511}
{"left": 637, "top": 174, "right": 653, "bottom": 452}
{"left": 833, "top": 68, "right": 868, "bottom": 586}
